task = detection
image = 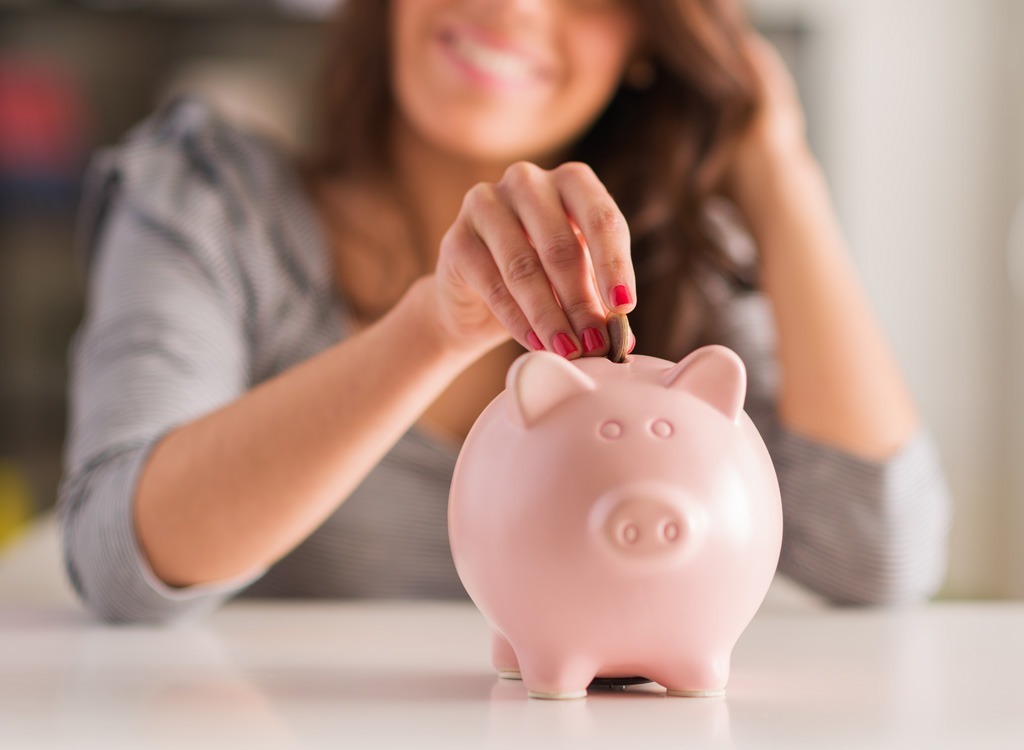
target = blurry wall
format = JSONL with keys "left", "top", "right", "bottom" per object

{"left": 1, "top": 0, "right": 1022, "bottom": 598}
{"left": 751, "top": 0, "right": 1020, "bottom": 598}
{"left": 0, "top": 0, "right": 328, "bottom": 543}
{"left": 1005, "top": 0, "right": 1024, "bottom": 599}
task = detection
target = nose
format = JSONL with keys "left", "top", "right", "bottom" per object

{"left": 595, "top": 484, "right": 705, "bottom": 562}
{"left": 607, "top": 498, "right": 684, "bottom": 555}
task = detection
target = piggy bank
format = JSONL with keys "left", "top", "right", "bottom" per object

{"left": 448, "top": 345, "right": 782, "bottom": 699}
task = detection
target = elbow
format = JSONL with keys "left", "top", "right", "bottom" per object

{"left": 59, "top": 455, "right": 223, "bottom": 627}
{"left": 826, "top": 544, "right": 949, "bottom": 608}
{"left": 779, "top": 427, "right": 955, "bottom": 608}
{"left": 62, "top": 521, "right": 231, "bottom": 626}
{"left": 73, "top": 584, "right": 146, "bottom": 626}
{"left": 62, "top": 537, "right": 176, "bottom": 626}
{"left": 820, "top": 491, "right": 952, "bottom": 608}
{"left": 65, "top": 549, "right": 223, "bottom": 626}
{"left": 782, "top": 539, "right": 950, "bottom": 609}
{"left": 855, "top": 477, "right": 954, "bottom": 607}
{"left": 780, "top": 482, "right": 953, "bottom": 608}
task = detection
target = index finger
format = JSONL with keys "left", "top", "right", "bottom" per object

{"left": 553, "top": 162, "right": 636, "bottom": 314}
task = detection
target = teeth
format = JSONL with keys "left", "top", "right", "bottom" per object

{"left": 453, "top": 36, "right": 535, "bottom": 81}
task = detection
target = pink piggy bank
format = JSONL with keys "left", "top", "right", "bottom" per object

{"left": 448, "top": 345, "right": 782, "bottom": 699}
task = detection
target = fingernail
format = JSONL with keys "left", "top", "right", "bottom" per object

{"left": 527, "top": 330, "right": 545, "bottom": 351}
{"left": 627, "top": 330, "right": 636, "bottom": 354}
{"left": 612, "top": 285, "right": 633, "bottom": 307}
{"left": 582, "top": 327, "right": 605, "bottom": 354}
{"left": 552, "top": 332, "right": 578, "bottom": 358}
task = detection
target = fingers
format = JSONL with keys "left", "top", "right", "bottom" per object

{"left": 551, "top": 163, "right": 636, "bottom": 315}
{"left": 497, "top": 163, "right": 613, "bottom": 357}
{"left": 465, "top": 180, "right": 583, "bottom": 357}
{"left": 441, "top": 161, "right": 635, "bottom": 360}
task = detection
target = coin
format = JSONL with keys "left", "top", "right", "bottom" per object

{"left": 606, "top": 312, "right": 630, "bottom": 363}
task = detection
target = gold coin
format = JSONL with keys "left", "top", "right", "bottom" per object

{"left": 606, "top": 312, "right": 630, "bottom": 363}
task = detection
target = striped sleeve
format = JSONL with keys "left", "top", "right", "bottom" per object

{"left": 712, "top": 288, "right": 953, "bottom": 606}
{"left": 58, "top": 100, "right": 263, "bottom": 623}
{"left": 764, "top": 424, "right": 951, "bottom": 605}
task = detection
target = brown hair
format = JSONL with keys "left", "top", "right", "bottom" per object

{"left": 308, "top": 0, "right": 760, "bottom": 359}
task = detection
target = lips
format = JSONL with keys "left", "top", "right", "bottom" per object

{"left": 438, "top": 25, "right": 553, "bottom": 89}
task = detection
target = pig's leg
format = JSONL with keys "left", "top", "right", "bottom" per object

{"left": 653, "top": 654, "right": 729, "bottom": 698}
{"left": 518, "top": 650, "right": 595, "bottom": 700}
{"left": 491, "top": 630, "right": 521, "bottom": 679}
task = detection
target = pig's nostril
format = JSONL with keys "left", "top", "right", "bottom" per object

{"left": 662, "top": 522, "right": 679, "bottom": 542}
{"left": 599, "top": 420, "right": 623, "bottom": 440}
{"left": 650, "top": 419, "right": 674, "bottom": 438}
{"left": 621, "top": 523, "right": 639, "bottom": 544}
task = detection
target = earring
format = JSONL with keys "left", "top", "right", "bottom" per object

{"left": 625, "top": 58, "right": 656, "bottom": 89}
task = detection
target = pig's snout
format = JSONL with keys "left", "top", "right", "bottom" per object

{"left": 593, "top": 483, "right": 706, "bottom": 564}
{"left": 606, "top": 498, "right": 686, "bottom": 556}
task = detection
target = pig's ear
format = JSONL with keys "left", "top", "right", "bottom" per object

{"left": 662, "top": 345, "right": 747, "bottom": 423}
{"left": 506, "top": 351, "right": 596, "bottom": 428}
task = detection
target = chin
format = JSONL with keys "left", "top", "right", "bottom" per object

{"left": 415, "top": 111, "right": 572, "bottom": 166}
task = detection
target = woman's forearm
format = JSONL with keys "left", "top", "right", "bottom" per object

{"left": 135, "top": 276, "right": 486, "bottom": 587}
{"left": 738, "top": 148, "right": 919, "bottom": 459}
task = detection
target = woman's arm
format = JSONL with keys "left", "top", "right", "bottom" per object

{"left": 122, "top": 169, "right": 634, "bottom": 591}
{"left": 135, "top": 276, "right": 486, "bottom": 588}
{"left": 63, "top": 102, "right": 635, "bottom": 615}
{"left": 715, "top": 37, "right": 950, "bottom": 605}
{"left": 727, "top": 37, "right": 918, "bottom": 460}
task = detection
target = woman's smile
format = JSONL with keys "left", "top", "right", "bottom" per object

{"left": 392, "top": 0, "right": 638, "bottom": 163}
{"left": 437, "top": 23, "right": 555, "bottom": 92}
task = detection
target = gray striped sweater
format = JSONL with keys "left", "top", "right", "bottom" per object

{"left": 59, "top": 98, "right": 952, "bottom": 623}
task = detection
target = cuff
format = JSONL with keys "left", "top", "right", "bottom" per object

{"left": 767, "top": 424, "right": 953, "bottom": 606}
{"left": 60, "top": 440, "right": 265, "bottom": 624}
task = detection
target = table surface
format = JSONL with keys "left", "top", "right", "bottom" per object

{"left": 2, "top": 599, "right": 1023, "bottom": 750}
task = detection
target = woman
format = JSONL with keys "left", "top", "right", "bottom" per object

{"left": 60, "top": 0, "right": 950, "bottom": 623}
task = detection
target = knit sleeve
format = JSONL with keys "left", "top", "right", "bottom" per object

{"left": 59, "top": 99, "right": 268, "bottom": 623}
{"left": 710, "top": 289, "right": 953, "bottom": 605}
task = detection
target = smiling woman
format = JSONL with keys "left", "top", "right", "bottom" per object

{"left": 58, "top": 0, "right": 951, "bottom": 624}
{"left": 389, "top": 0, "right": 638, "bottom": 162}
{"left": 311, "top": 0, "right": 761, "bottom": 354}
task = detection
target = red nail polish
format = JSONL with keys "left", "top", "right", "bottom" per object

{"left": 612, "top": 285, "right": 633, "bottom": 308}
{"left": 552, "top": 333, "right": 578, "bottom": 358}
{"left": 527, "top": 331, "right": 545, "bottom": 351}
{"left": 582, "top": 327, "right": 605, "bottom": 354}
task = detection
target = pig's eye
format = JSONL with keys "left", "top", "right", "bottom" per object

{"left": 649, "top": 419, "right": 674, "bottom": 438}
{"left": 599, "top": 420, "right": 623, "bottom": 440}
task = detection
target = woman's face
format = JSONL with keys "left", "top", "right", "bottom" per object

{"left": 390, "top": 0, "right": 640, "bottom": 165}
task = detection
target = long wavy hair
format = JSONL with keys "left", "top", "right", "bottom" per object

{"left": 306, "top": 0, "right": 761, "bottom": 359}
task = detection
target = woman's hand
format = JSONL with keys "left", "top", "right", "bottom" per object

{"left": 724, "top": 33, "right": 811, "bottom": 217}
{"left": 430, "top": 161, "right": 636, "bottom": 359}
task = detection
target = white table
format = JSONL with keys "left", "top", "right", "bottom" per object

{"left": 1, "top": 599, "right": 1022, "bottom": 750}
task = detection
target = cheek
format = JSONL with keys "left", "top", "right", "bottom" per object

{"left": 559, "top": 22, "right": 635, "bottom": 112}
{"left": 386, "top": 3, "right": 637, "bottom": 162}
{"left": 390, "top": 0, "right": 423, "bottom": 91}
{"left": 389, "top": 2, "right": 442, "bottom": 141}
{"left": 389, "top": 0, "right": 452, "bottom": 96}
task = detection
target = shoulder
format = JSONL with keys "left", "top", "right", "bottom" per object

{"left": 113, "top": 94, "right": 294, "bottom": 200}
{"left": 78, "top": 96, "right": 313, "bottom": 272}
{"left": 77, "top": 96, "right": 334, "bottom": 318}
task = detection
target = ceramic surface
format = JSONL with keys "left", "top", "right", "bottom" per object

{"left": 449, "top": 346, "right": 783, "bottom": 698}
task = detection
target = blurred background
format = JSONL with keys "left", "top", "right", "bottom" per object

{"left": 0, "top": 0, "right": 1021, "bottom": 601}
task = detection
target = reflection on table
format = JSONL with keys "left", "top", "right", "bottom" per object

{"left": 1, "top": 597, "right": 1022, "bottom": 749}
